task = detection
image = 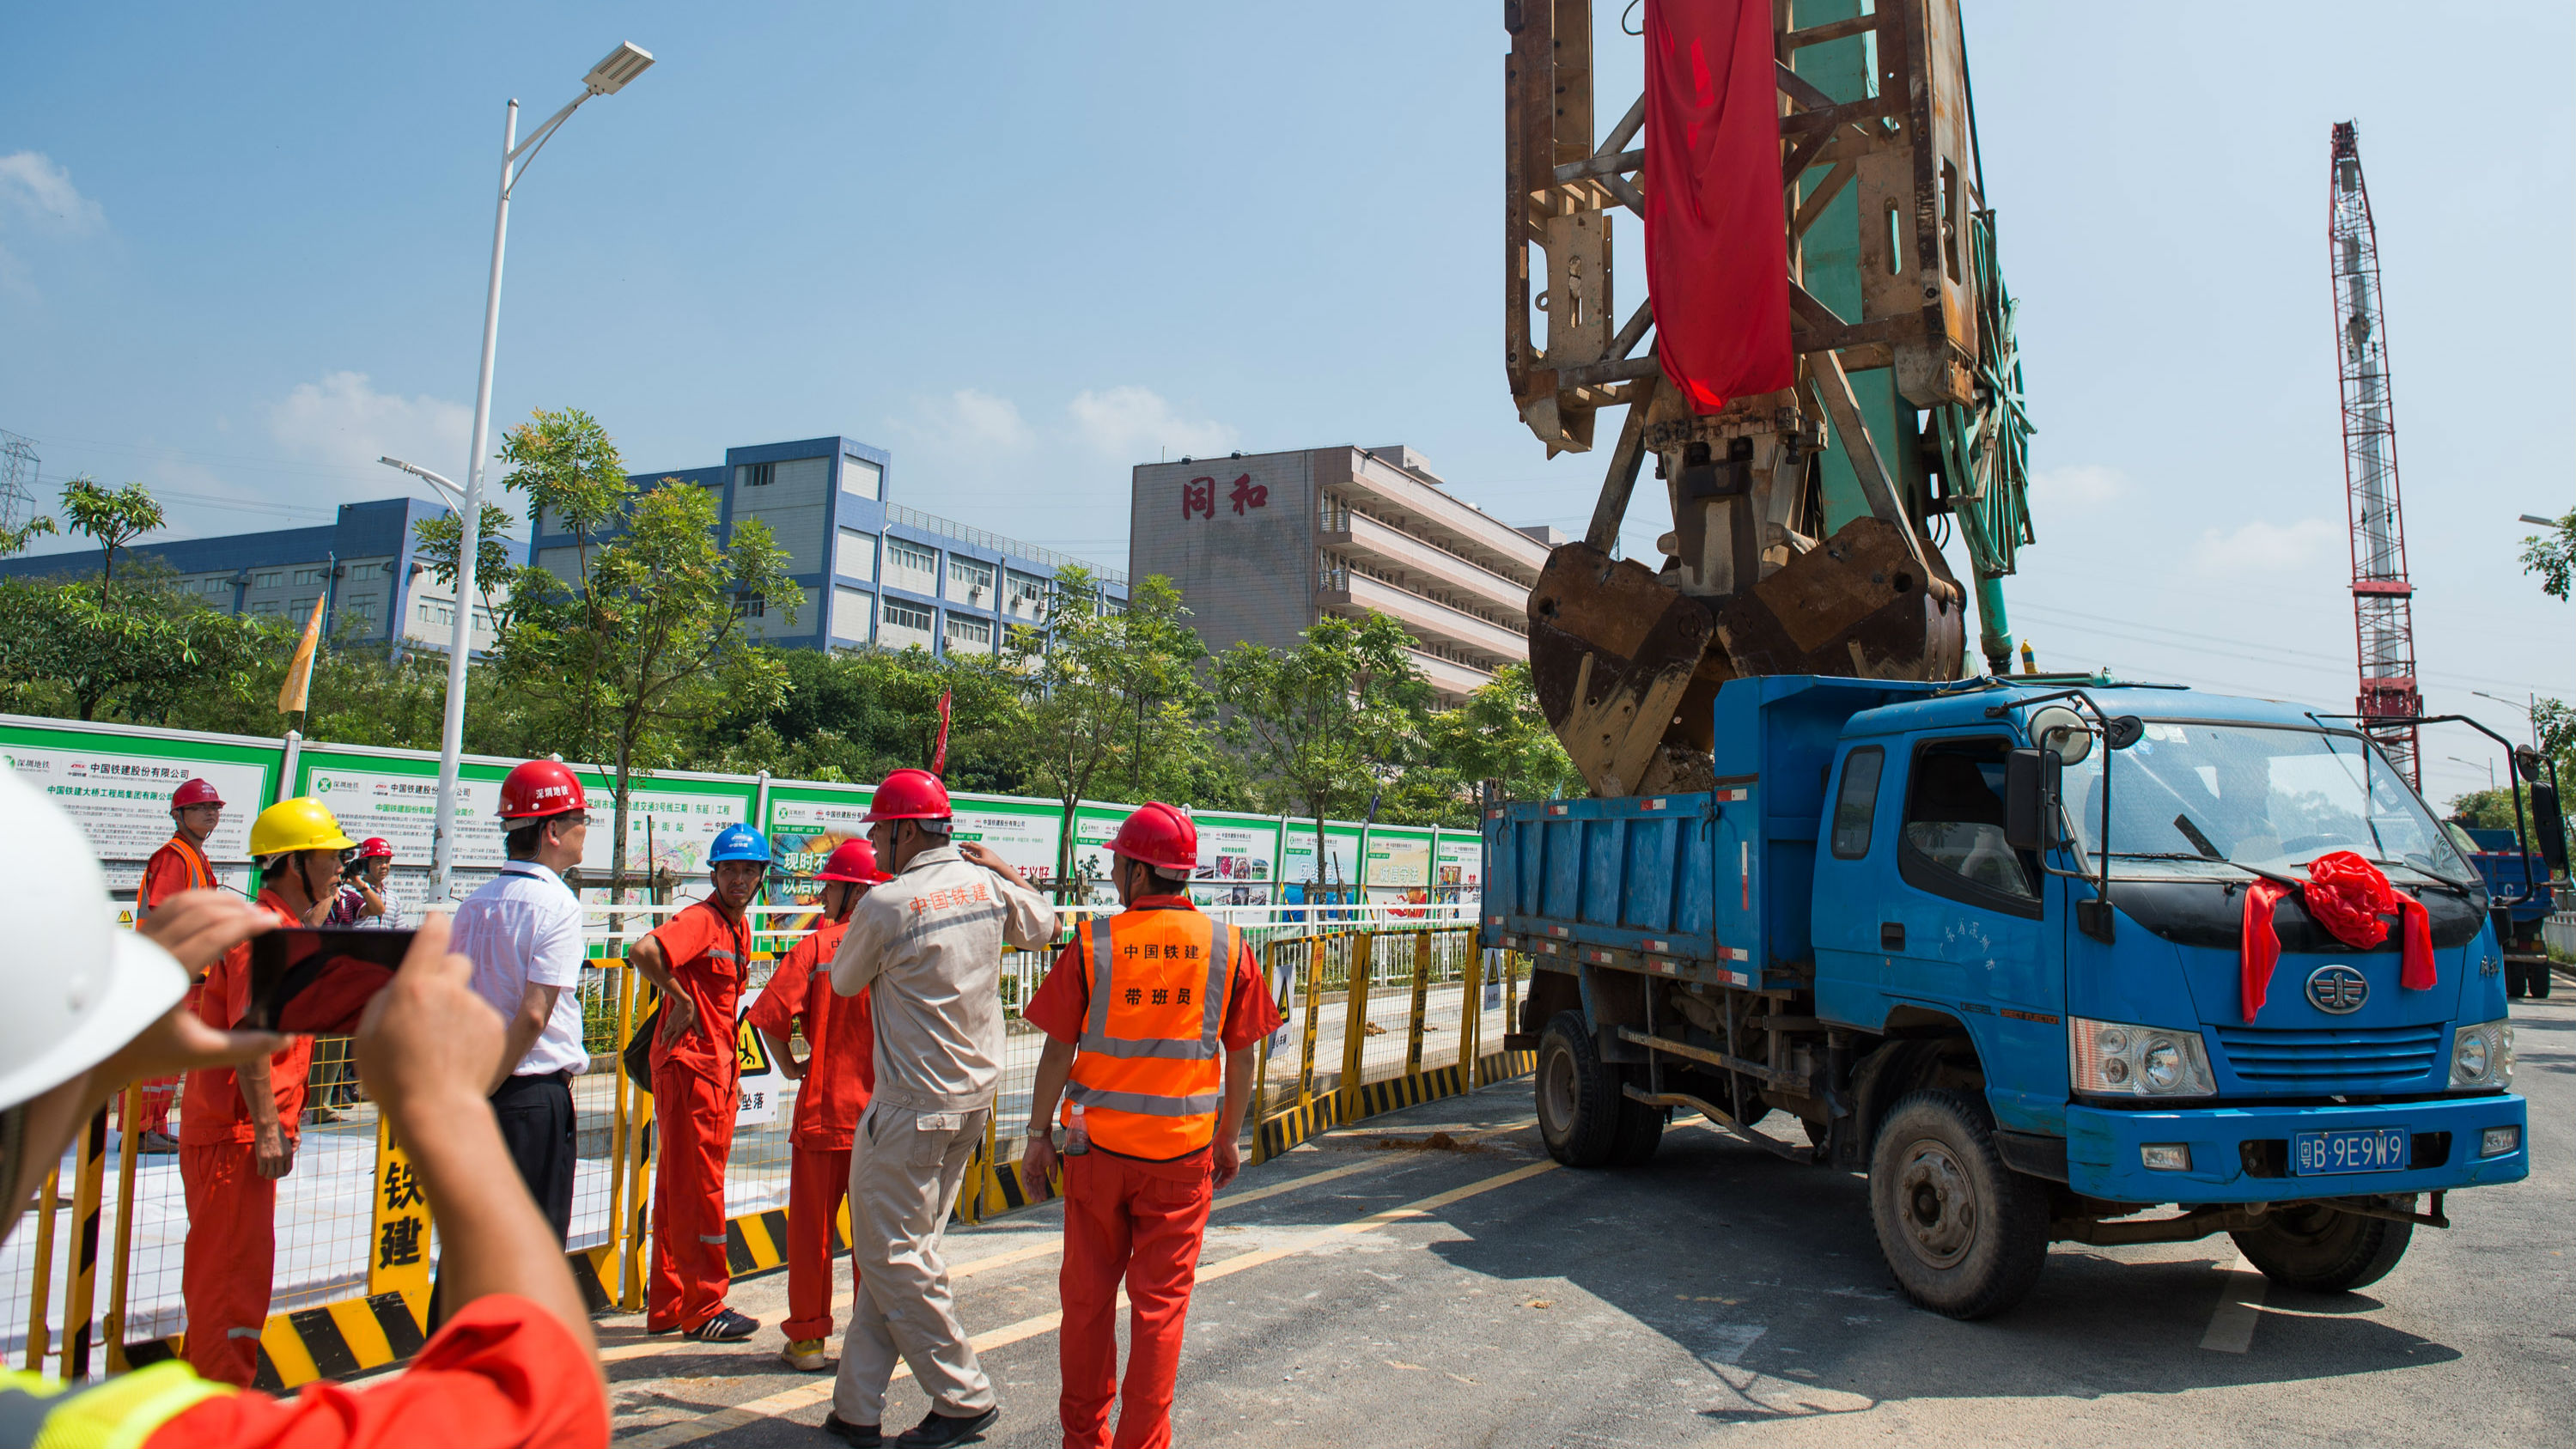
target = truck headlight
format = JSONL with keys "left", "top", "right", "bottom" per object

{"left": 2069, "top": 1016, "right": 2215, "bottom": 1098}
{"left": 2451, "top": 1020, "right": 2513, "bottom": 1089}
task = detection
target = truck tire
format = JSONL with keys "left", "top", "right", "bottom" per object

{"left": 2230, "top": 1203, "right": 2411, "bottom": 1293}
{"left": 1537, "top": 1011, "right": 1630, "bottom": 1167}
{"left": 1868, "top": 1089, "right": 2049, "bottom": 1319}
{"left": 1609, "top": 1093, "right": 1666, "bottom": 1166}
{"left": 2534, "top": 962, "right": 2555, "bottom": 1000}
{"left": 2506, "top": 960, "right": 2530, "bottom": 999}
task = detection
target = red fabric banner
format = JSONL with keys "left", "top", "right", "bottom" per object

{"left": 2238, "top": 852, "right": 2438, "bottom": 1022}
{"left": 1643, "top": 0, "right": 1793, "bottom": 413}
{"left": 931, "top": 687, "right": 953, "bottom": 777}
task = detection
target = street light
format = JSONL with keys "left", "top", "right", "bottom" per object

{"left": 2520, "top": 514, "right": 2557, "bottom": 527}
{"left": 2447, "top": 754, "right": 2496, "bottom": 790}
{"left": 424, "top": 40, "right": 654, "bottom": 903}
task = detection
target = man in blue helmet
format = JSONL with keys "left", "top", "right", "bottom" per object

{"left": 630, "top": 822, "right": 770, "bottom": 1341}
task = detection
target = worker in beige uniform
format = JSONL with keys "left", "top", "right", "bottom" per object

{"left": 824, "top": 768, "right": 1057, "bottom": 1449}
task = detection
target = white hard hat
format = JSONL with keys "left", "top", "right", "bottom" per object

{"left": 0, "top": 770, "right": 189, "bottom": 1111}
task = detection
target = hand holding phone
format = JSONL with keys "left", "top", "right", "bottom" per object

{"left": 247, "top": 928, "right": 417, "bottom": 1034}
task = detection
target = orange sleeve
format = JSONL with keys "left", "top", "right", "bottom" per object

{"left": 1219, "top": 941, "right": 1284, "bottom": 1051}
{"left": 744, "top": 935, "right": 813, "bottom": 1037}
{"left": 144, "top": 1295, "right": 608, "bottom": 1449}
{"left": 642, "top": 906, "right": 710, "bottom": 972}
{"left": 138, "top": 850, "right": 185, "bottom": 912}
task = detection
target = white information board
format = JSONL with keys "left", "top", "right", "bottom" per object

{"left": 3, "top": 746, "right": 268, "bottom": 862}
{"left": 308, "top": 767, "right": 506, "bottom": 868}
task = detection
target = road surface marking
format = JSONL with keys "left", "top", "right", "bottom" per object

{"left": 610, "top": 1157, "right": 1558, "bottom": 1446}
{"left": 599, "top": 1154, "right": 1391, "bottom": 1366}
{"left": 2199, "top": 1251, "right": 2268, "bottom": 1353}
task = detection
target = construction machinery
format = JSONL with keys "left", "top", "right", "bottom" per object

{"left": 1505, "top": 0, "right": 2033, "bottom": 797}
{"left": 2327, "top": 121, "right": 2425, "bottom": 788}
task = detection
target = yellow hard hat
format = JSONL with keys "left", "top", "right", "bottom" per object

{"left": 247, "top": 797, "right": 357, "bottom": 858}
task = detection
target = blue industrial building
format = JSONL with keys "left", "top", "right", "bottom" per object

{"left": 529, "top": 435, "right": 1126, "bottom": 656}
{"left": 1, "top": 433, "right": 1126, "bottom": 661}
{"left": 0, "top": 496, "right": 497, "bottom": 653}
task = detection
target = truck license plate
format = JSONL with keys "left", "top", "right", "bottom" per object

{"left": 2292, "top": 1127, "right": 2408, "bottom": 1175}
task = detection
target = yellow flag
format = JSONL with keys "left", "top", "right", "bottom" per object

{"left": 278, "top": 593, "right": 326, "bottom": 714}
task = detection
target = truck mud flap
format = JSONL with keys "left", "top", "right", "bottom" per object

{"left": 1623, "top": 1084, "right": 1819, "bottom": 1166}
{"left": 1994, "top": 1129, "right": 2069, "bottom": 1183}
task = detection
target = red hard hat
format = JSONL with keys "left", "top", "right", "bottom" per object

{"left": 355, "top": 837, "right": 394, "bottom": 861}
{"left": 498, "top": 759, "right": 587, "bottom": 819}
{"left": 815, "top": 838, "right": 891, "bottom": 884}
{"left": 172, "top": 778, "right": 224, "bottom": 809}
{"left": 862, "top": 768, "right": 951, "bottom": 822}
{"left": 1110, "top": 801, "right": 1197, "bottom": 874}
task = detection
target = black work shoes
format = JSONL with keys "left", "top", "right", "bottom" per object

{"left": 891, "top": 1405, "right": 999, "bottom": 1446}
{"left": 684, "top": 1308, "right": 759, "bottom": 1342}
{"left": 820, "top": 1413, "right": 881, "bottom": 1446}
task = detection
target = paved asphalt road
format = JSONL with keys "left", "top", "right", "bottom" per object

{"left": 606, "top": 988, "right": 2574, "bottom": 1448}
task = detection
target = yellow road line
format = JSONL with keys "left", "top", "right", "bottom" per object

{"left": 600, "top": 1154, "right": 1386, "bottom": 1367}
{"left": 611, "top": 1157, "right": 1559, "bottom": 1446}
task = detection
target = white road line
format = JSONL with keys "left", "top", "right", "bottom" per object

{"left": 2199, "top": 1251, "right": 2268, "bottom": 1353}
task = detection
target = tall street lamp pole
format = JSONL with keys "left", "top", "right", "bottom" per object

{"left": 426, "top": 40, "right": 654, "bottom": 902}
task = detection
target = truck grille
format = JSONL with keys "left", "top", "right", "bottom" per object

{"left": 2213, "top": 1025, "right": 2445, "bottom": 1088}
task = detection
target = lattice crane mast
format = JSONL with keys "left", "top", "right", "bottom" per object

{"left": 2328, "top": 121, "right": 2423, "bottom": 788}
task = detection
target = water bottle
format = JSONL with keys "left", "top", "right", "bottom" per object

{"left": 1064, "top": 1101, "right": 1091, "bottom": 1156}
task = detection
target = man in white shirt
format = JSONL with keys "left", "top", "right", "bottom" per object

{"left": 448, "top": 760, "right": 594, "bottom": 1244}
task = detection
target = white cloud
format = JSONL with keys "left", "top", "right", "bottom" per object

{"left": 893, "top": 388, "right": 1034, "bottom": 456}
{"left": 268, "top": 371, "right": 472, "bottom": 490}
{"left": 2193, "top": 516, "right": 2343, "bottom": 576}
{"left": 0, "top": 151, "right": 106, "bottom": 233}
{"left": 1067, "top": 386, "right": 1237, "bottom": 463}
{"left": 2030, "top": 462, "right": 2125, "bottom": 508}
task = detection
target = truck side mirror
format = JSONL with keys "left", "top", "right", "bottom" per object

{"left": 2532, "top": 782, "right": 2568, "bottom": 874}
{"left": 2514, "top": 745, "right": 2543, "bottom": 783}
{"left": 2006, "top": 748, "right": 2059, "bottom": 852}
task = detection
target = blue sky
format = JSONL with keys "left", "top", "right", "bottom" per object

{"left": 2, "top": 2, "right": 2569, "bottom": 807}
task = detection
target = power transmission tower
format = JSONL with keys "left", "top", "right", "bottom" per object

{"left": 2329, "top": 122, "right": 2422, "bottom": 788}
{"left": 0, "top": 429, "right": 39, "bottom": 550}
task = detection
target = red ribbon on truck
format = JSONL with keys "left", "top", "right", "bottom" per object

{"left": 2238, "top": 851, "right": 2436, "bottom": 1022}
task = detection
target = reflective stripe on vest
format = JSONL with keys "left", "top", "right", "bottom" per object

{"left": 0, "top": 1361, "right": 233, "bottom": 1449}
{"left": 1062, "top": 911, "right": 1234, "bottom": 1156}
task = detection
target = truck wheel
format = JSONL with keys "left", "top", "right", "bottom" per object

{"left": 2534, "top": 963, "right": 2555, "bottom": 1000}
{"left": 2505, "top": 961, "right": 2526, "bottom": 999}
{"left": 1868, "top": 1089, "right": 2049, "bottom": 1319}
{"left": 1609, "top": 1093, "right": 1666, "bottom": 1166}
{"left": 2230, "top": 1203, "right": 2411, "bottom": 1293}
{"left": 1536, "top": 1011, "right": 1626, "bottom": 1167}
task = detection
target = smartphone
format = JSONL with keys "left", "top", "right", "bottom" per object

{"left": 247, "top": 928, "right": 415, "bottom": 1034}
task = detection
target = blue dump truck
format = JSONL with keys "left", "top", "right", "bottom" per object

{"left": 1484, "top": 673, "right": 2529, "bottom": 1318}
{"left": 2453, "top": 827, "right": 2557, "bottom": 1000}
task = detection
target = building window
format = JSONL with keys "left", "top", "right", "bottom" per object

{"left": 833, "top": 586, "right": 873, "bottom": 641}
{"left": 883, "top": 598, "right": 933, "bottom": 632}
{"left": 736, "top": 461, "right": 776, "bottom": 488}
{"left": 1004, "top": 569, "right": 1048, "bottom": 620}
{"left": 292, "top": 566, "right": 331, "bottom": 586}
{"left": 946, "top": 613, "right": 993, "bottom": 650}
{"left": 843, "top": 456, "right": 881, "bottom": 500}
{"left": 887, "top": 538, "right": 937, "bottom": 575}
{"left": 837, "top": 528, "right": 877, "bottom": 582}
{"left": 417, "top": 600, "right": 454, "bottom": 628}
{"left": 249, "top": 600, "right": 281, "bottom": 617}
{"left": 288, "top": 596, "right": 318, "bottom": 618}
{"left": 343, "top": 600, "right": 380, "bottom": 630}
{"left": 253, "top": 570, "right": 283, "bottom": 589}
{"left": 746, "top": 594, "right": 767, "bottom": 618}
{"left": 947, "top": 556, "right": 995, "bottom": 602}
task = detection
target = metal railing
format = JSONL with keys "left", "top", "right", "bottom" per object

{"left": 881, "top": 502, "right": 1129, "bottom": 589}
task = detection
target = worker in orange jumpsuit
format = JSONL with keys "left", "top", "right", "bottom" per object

{"left": 630, "top": 823, "right": 770, "bottom": 1342}
{"left": 178, "top": 797, "right": 350, "bottom": 1386}
{"left": 744, "top": 837, "right": 888, "bottom": 1373}
{"left": 1019, "top": 803, "right": 1282, "bottom": 1449}
{"left": 130, "top": 777, "right": 227, "bottom": 1148}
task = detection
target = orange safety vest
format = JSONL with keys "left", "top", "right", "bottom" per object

{"left": 1062, "top": 910, "right": 1237, "bottom": 1160}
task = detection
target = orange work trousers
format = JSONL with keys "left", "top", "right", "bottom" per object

{"left": 123, "top": 1075, "right": 180, "bottom": 1135}
{"left": 647, "top": 1063, "right": 737, "bottom": 1332}
{"left": 1058, "top": 1149, "right": 1215, "bottom": 1449}
{"left": 784, "top": 1146, "right": 854, "bottom": 1342}
{"left": 180, "top": 1142, "right": 277, "bottom": 1387}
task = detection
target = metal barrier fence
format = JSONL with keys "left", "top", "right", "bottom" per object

{"left": 2544, "top": 910, "right": 2576, "bottom": 959}
{"left": 7, "top": 899, "right": 1507, "bottom": 1383}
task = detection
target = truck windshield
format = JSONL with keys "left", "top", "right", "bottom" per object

{"left": 2061, "top": 721, "right": 2474, "bottom": 886}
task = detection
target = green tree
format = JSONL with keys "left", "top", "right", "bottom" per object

{"left": 1418, "top": 662, "right": 1581, "bottom": 813}
{"left": 57, "top": 478, "right": 166, "bottom": 594}
{"left": 411, "top": 501, "right": 522, "bottom": 632}
{"left": 490, "top": 408, "right": 795, "bottom": 897}
{"left": 1213, "top": 612, "right": 1432, "bottom": 893}
{"left": 0, "top": 513, "right": 56, "bottom": 557}
{"left": 2521, "top": 510, "right": 2576, "bottom": 600}
{"left": 1008, "top": 569, "right": 1214, "bottom": 897}
{"left": 0, "top": 575, "right": 273, "bottom": 722}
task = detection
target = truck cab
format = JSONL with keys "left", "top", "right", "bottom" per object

{"left": 1487, "top": 673, "right": 2529, "bottom": 1318}
{"left": 2452, "top": 825, "right": 2556, "bottom": 999}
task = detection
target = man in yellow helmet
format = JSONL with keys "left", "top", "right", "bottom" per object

{"left": 175, "top": 796, "right": 353, "bottom": 1386}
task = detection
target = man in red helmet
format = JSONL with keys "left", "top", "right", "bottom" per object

{"left": 446, "top": 761, "right": 593, "bottom": 1256}
{"left": 822, "top": 767, "right": 1057, "bottom": 1448}
{"left": 1017, "top": 801, "right": 1282, "bottom": 1449}
{"left": 326, "top": 837, "right": 399, "bottom": 929}
{"left": 130, "top": 777, "right": 227, "bottom": 1148}
{"left": 745, "top": 838, "right": 889, "bottom": 1373}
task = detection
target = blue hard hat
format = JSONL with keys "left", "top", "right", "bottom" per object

{"left": 708, "top": 824, "right": 771, "bottom": 865}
